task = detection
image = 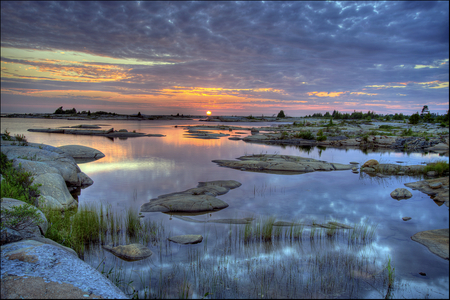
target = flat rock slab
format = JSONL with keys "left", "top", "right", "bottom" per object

{"left": 58, "top": 145, "right": 105, "bottom": 161}
{"left": 140, "top": 180, "right": 241, "bottom": 213}
{"left": 102, "top": 243, "right": 153, "bottom": 261}
{"left": 28, "top": 128, "right": 165, "bottom": 138}
{"left": 411, "top": 228, "right": 449, "bottom": 260}
{"left": 405, "top": 177, "right": 449, "bottom": 205}
{"left": 390, "top": 188, "right": 413, "bottom": 200}
{"left": 1, "top": 240, "right": 127, "bottom": 299}
{"left": 212, "top": 154, "right": 352, "bottom": 174}
{"left": 168, "top": 234, "right": 203, "bottom": 244}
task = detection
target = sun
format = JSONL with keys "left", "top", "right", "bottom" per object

{"left": 206, "top": 111, "right": 212, "bottom": 116}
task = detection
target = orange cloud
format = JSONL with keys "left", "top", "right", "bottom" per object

{"left": 350, "top": 92, "right": 378, "bottom": 96}
{"left": 307, "top": 91, "right": 347, "bottom": 97}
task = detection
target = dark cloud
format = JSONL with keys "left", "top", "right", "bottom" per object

{"left": 1, "top": 1, "right": 448, "bottom": 114}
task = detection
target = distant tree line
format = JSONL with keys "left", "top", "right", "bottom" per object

{"left": 54, "top": 106, "right": 77, "bottom": 114}
{"left": 305, "top": 108, "right": 448, "bottom": 127}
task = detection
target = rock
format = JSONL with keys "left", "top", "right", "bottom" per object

{"left": 405, "top": 177, "right": 449, "bottom": 204}
{"left": 28, "top": 236, "right": 77, "bottom": 257}
{"left": 1, "top": 227, "right": 23, "bottom": 245}
{"left": 350, "top": 162, "right": 359, "bottom": 164}
{"left": 77, "top": 172, "right": 94, "bottom": 186}
{"left": 362, "top": 159, "right": 379, "bottom": 168}
{"left": 168, "top": 234, "right": 203, "bottom": 244}
{"left": 429, "top": 182, "right": 443, "bottom": 189}
{"left": 105, "top": 128, "right": 114, "bottom": 134}
{"left": 197, "top": 180, "right": 242, "bottom": 190}
{"left": 1, "top": 198, "right": 48, "bottom": 238}
{"left": 212, "top": 154, "right": 352, "bottom": 174}
{"left": 1, "top": 240, "right": 128, "bottom": 299}
{"left": 57, "top": 145, "right": 105, "bottom": 161}
{"left": 327, "top": 222, "right": 354, "bottom": 229}
{"left": 140, "top": 180, "right": 241, "bottom": 213}
{"left": 362, "top": 167, "right": 375, "bottom": 172}
{"left": 390, "top": 188, "right": 413, "bottom": 200}
{"left": 118, "top": 129, "right": 128, "bottom": 132}
{"left": 2, "top": 145, "right": 82, "bottom": 186}
{"left": 411, "top": 228, "right": 449, "bottom": 260}
{"left": 419, "top": 272, "right": 427, "bottom": 276}
{"left": 425, "top": 142, "right": 449, "bottom": 153}
{"left": 402, "top": 217, "right": 412, "bottom": 221}
{"left": 273, "top": 221, "right": 303, "bottom": 227}
{"left": 102, "top": 243, "right": 153, "bottom": 261}
{"left": 33, "top": 173, "right": 78, "bottom": 210}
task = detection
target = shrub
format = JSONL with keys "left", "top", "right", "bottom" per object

{"left": 409, "top": 112, "right": 420, "bottom": 125}
{"left": 277, "top": 110, "right": 286, "bottom": 118}
{"left": 294, "top": 131, "right": 315, "bottom": 140}
{"left": 1, "top": 153, "right": 41, "bottom": 205}
{"left": 317, "top": 135, "right": 327, "bottom": 141}
{"left": 1, "top": 203, "right": 44, "bottom": 231}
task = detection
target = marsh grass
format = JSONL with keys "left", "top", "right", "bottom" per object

{"left": 424, "top": 160, "right": 449, "bottom": 176}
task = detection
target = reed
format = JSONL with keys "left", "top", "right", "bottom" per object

{"left": 125, "top": 207, "right": 141, "bottom": 238}
{"left": 261, "top": 216, "right": 276, "bottom": 241}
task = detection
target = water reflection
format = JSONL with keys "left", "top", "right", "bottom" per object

{"left": 2, "top": 118, "right": 448, "bottom": 298}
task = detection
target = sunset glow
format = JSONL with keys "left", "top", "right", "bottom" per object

{"left": 1, "top": 2, "right": 448, "bottom": 116}
{"left": 206, "top": 111, "right": 212, "bottom": 116}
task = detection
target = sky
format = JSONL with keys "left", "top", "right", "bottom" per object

{"left": 1, "top": 1, "right": 449, "bottom": 116}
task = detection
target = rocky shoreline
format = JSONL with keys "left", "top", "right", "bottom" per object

{"left": 1, "top": 119, "right": 449, "bottom": 298}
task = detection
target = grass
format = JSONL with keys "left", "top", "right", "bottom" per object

{"left": 424, "top": 160, "right": 449, "bottom": 176}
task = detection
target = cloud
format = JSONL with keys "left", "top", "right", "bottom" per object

{"left": 1, "top": 1, "right": 448, "bottom": 115}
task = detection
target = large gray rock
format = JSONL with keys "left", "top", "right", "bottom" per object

{"left": 411, "top": 228, "right": 449, "bottom": 260}
{"left": 168, "top": 234, "right": 203, "bottom": 244}
{"left": 0, "top": 198, "right": 48, "bottom": 238}
{"left": 140, "top": 180, "right": 241, "bottom": 213}
{"left": 57, "top": 145, "right": 105, "bottom": 161}
{"left": 390, "top": 188, "right": 413, "bottom": 200}
{"left": 33, "top": 173, "right": 78, "bottom": 210}
{"left": 2, "top": 145, "right": 82, "bottom": 186}
{"left": 212, "top": 154, "right": 352, "bottom": 174}
{"left": 1, "top": 240, "right": 128, "bottom": 299}
{"left": 102, "top": 243, "right": 153, "bottom": 261}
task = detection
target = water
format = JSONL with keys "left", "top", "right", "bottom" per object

{"left": 2, "top": 118, "right": 449, "bottom": 298}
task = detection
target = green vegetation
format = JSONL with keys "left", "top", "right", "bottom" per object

{"left": 316, "top": 129, "right": 327, "bottom": 141}
{"left": 424, "top": 160, "right": 449, "bottom": 176}
{"left": 0, "top": 203, "right": 43, "bottom": 231}
{"left": 294, "top": 130, "right": 315, "bottom": 140}
{"left": 1, "top": 152, "right": 41, "bottom": 205}
{"left": 277, "top": 110, "right": 286, "bottom": 118}
{"left": 409, "top": 112, "right": 420, "bottom": 125}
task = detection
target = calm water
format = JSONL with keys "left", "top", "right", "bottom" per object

{"left": 2, "top": 118, "right": 449, "bottom": 298}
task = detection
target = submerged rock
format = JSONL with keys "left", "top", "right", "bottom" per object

{"left": 390, "top": 188, "right": 413, "bottom": 200}
{"left": 102, "top": 243, "right": 153, "bottom": 261}
{"left": 140, "top": 180, "right": 241, "bottom": 213}
{"left": 212, "top": 154, "right": 352, "bottom": 174}
{"left": 168, "top": 234, "right": 203, "bottom": 244}
{"left": 411, "top": 228, "right": 449, "bottom": 260}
